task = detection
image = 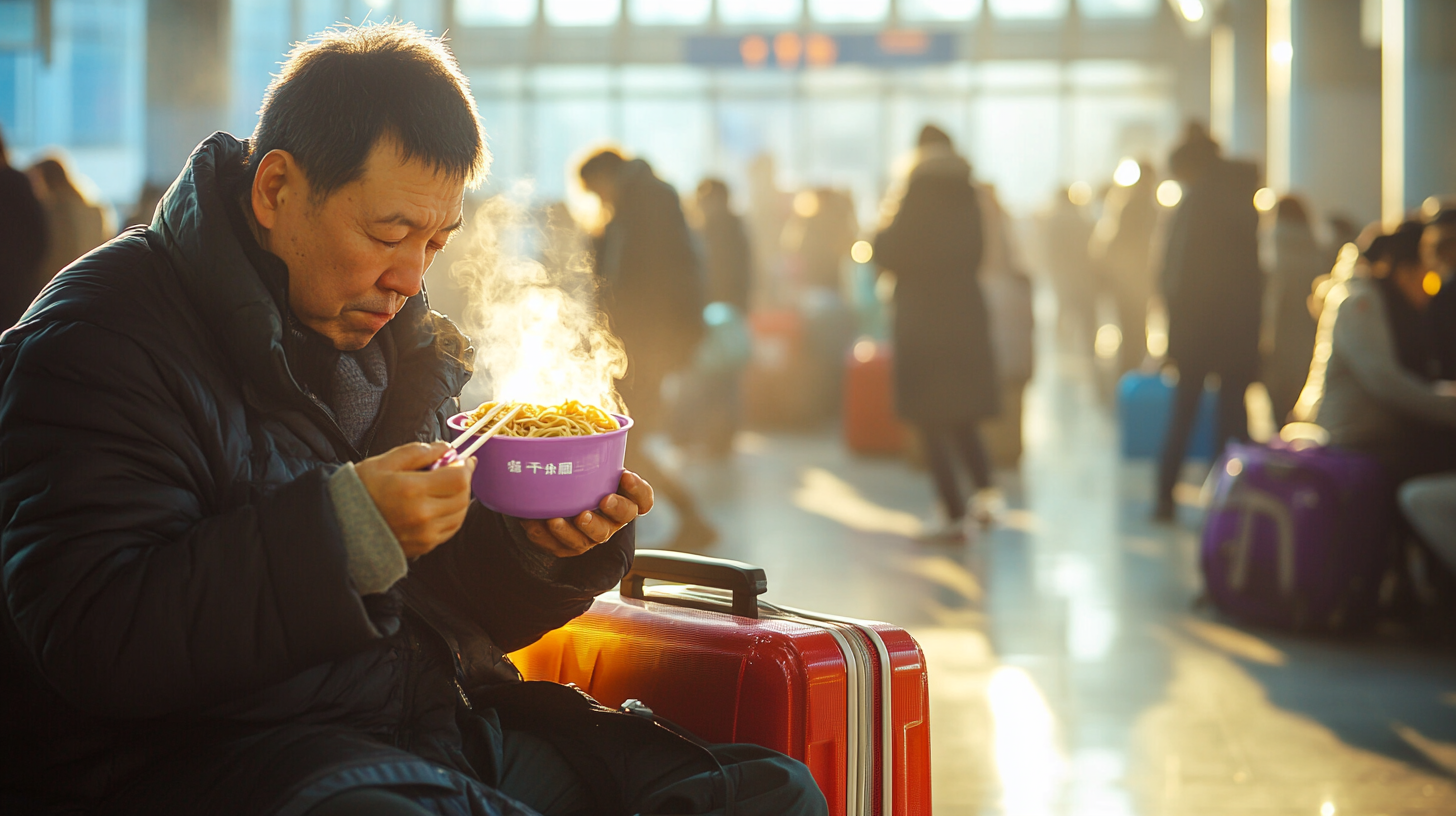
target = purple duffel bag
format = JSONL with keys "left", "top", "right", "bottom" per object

{"left": 1200, "top": 440, "right": 1394, "bottom": 631}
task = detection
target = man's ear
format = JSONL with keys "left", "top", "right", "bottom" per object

{"left": 251, "top": 149, "right": 301, "bottom": 232}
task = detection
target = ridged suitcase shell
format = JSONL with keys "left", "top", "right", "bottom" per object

{"left": 510, "top": 588, "right": 932, "bottom": 816}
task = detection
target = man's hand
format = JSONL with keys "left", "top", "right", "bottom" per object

{"left": 355, "top": 442, "right": 474, "bottom": 559}
{"left": 518, "top": 470, "right": 654, "bottom": 558}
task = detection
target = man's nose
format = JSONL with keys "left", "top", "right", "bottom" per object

{"left": 380, "top": 248, "right": 428, "bottom": 299}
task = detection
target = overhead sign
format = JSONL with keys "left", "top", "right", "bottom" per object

{"left": 684, "top": 31, "right": 958, "bottom": 69}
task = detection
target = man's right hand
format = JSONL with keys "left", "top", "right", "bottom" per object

{"left": 354, "top": 442, "right": 474, "bottom": 559}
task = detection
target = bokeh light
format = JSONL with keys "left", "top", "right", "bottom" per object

{"left": 1175, "top": 0, "right": 1204, "bottom": 22}
{"left": 1094, "top": 324, "right": 1123, "bottom": 359}
{"left": 1156, "top": 179, "right": 1183, "bottom": 207}
{"left": 793, "top": 190, "right": 820, "bottom": 218}
{"left": 1068, "top": 181, "right": 1093, "bottom": 206}
{"left": 1113, "top": 158, "right": 1141, "bottom": 187}
{"left": 851, "top": 240, "right": 874, "bottom": 264}
{"left": 1254, "top": 187, "right": 1278, "bottom": 212}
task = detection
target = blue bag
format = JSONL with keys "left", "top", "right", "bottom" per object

{"left": 1118, "top": 371, "right": 1219, "bottom": 460}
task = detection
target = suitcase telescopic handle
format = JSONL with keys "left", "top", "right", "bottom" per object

{"left": 620, "top": 549, "right": 768, "bottom": 618}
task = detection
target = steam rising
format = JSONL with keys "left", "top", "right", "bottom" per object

{"left": 451, "top": 183, "right": 627, "bottom": 414}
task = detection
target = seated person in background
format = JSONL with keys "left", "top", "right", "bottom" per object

{"left": 1390, "top": 210, "right": 1456, "bottom": 582}
{"left": 1295, "top": 222, "right": 1456, "bottom": 483}
{"left": 0, "top": 24, "right": 824, "bottom": 816}
{"left": 1423, "top": 208, "right": 1456, "bottom": 378}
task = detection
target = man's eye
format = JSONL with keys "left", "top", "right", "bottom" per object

{"left": 376, "top": 237, "right": 403, "bottom": 248}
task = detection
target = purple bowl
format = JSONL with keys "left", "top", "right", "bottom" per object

{"left": 446, "top": 412, "right": 633, "bottom": 520}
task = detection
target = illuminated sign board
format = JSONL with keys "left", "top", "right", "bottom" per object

{"left": 684, "top": 31, "right": 957, "bottom": 69}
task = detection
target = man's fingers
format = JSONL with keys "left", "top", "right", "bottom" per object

{"left": 546, "top": 517, "right": 596, "bottom": 555}
{"left": 618, "top": 470, "right": 654, "bottom": 516}
{"left": 594, "top": 493, "right": 638, "bottom": 526}
{"left": 378, "top": 441, "right": 452, "bottom": 471}
{"left": 412, "top": 461, "right": 474, "bottom": 499}
{"left": 573, "top": 509, "right": 622, "bottom": 544}
{"left": 520, "top": 518, "right": 596, "bottom": 558}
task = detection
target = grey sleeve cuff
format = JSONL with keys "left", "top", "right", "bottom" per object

{"left": 327, "top": 462, "right": 408, "bottom": 595}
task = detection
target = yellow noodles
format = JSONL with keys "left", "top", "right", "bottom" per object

{"left": 466, "top": 400, "right": 620, "bottom": 438}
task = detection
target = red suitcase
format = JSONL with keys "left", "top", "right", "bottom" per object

{"left": 742, "top": 309, "right": 819, "bottom": 428}
{"left": 509, "top": 551, "right": 932, "bottom": 816}
{"left": 843, "top": 340, "right": 911, "bottom": 456}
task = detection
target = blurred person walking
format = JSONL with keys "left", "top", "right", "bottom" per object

{"left": 674, "top": 178, "right": 755, "bottom": 456}
{"left": 28, "top": 156, "right": 113, "bottom": 283}
{"left": 1261, "top": 196, "right": 1327, "bottom": 425}
{"left": 746, "top": 152, "right": 791, "bottom": 306}
{"left": 874, "top": 125, "right": 999, "bottom": 539}
{"left": 977, "top": 183, "right": 1035, "bottom": 468}
{"left": 0, "top": 126, "right": 48, "bottom": 327}
{"left": 1089, "top": 161, "right": 1159, "bottom": 373}
{"left": 696, "top": 178, "right": 753, "bottom": 312}
{"left": 1042, "top": 186, "right": 1097, "bottom": 354}
{"left": 1154, "top": 124, "right": 1263, "bottom": 521}
{"left": 580, "top": 149, "right": 716, "bottom": 548}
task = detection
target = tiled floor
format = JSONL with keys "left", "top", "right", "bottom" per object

{"left": 634, "top": 326, "right": 1456, "bottom": 815}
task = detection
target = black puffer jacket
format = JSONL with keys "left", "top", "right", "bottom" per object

{"left": 1160, "top": 158, "right": 1263, "bottom": 379}
{"left": 873, "top": 150, "right": 999, "bottom": 425}
{"left": 0, "top": 133, "right": 633, "bottom": 814}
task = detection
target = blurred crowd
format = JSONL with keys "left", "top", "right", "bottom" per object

{"left": 7, "top": 114, "right": 1456, "bottom": 575}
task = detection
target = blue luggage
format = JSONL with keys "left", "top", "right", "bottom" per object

{"left": 1117, "top": 371, "right": 1218, "bottom": 460}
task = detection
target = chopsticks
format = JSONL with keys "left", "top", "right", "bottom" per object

{"left": 427, "top": 402, "right": 525, "bottom": 471}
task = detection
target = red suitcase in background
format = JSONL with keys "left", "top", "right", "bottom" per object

{"left": 742, "top": 309, "right": 820, "bottom": 428}
{"left": 843, "top": 339, "right": 910, "bottom": 456}
{"left": 510, "top": 551, "right": 932, "bottom": 816}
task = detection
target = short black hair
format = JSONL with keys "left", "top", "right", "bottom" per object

{"left": 579, "top": 149, "right": 626, "bottom": 184}
{"left": 248, "top": 23, "right": 488, "bottom": 199}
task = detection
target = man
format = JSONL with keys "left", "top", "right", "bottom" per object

{"left": 580, "top": 149, "right": 717, "bottom": 549}
{"left": 695, "top": 178, "right": 753, "bottom": 315}
{"left": 1153, "top": 123, "right": 1263, "bottom": 522}
{"left": 0, "top": 25, "right": 824, "bottom": 816}
{"left": 0, "top": 124, "right": 48, "bottom": 327}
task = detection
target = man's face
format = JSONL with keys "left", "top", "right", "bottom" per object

{"left": 254, "top": 138, "right": 464, "bottom": 350}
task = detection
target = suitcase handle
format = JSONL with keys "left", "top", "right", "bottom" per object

{"left": 620, "top": 549, "right": 768, "bottom": 618}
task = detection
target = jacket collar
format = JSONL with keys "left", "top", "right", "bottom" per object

{"left": 151, "top": 132, "right": 473, "bottom": 445}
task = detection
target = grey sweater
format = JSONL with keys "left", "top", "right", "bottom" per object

{"left": 1299, "top": 277, "right": 1456, "bottom": 448}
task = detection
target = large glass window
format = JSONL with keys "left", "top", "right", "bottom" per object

{"left": 232, "top": 0, "right": 292, "bottom": 137}
{"left": 456, "top": 0, "right": 536, "bottom": 27}
{"left": 718, "top": 0, "right": 801, "bottom": 25}
{"left": 987, "top": 0, "right": 1067, "bottom": 20}
{"left": 808, "top": 0, "right": 887, "bottom": 24}
{"left": 630, "top": 0, "right": 710, "bottom": 25}
{"left": 900, "top": 0, "right": 982, "bottom": 21}
{"left": 544, "top": 0, "right": 620, "bottom": 26}
{"left": 1078, "top": 0, "right": 1158, "bottom": 18}
{"left": 0, "top": 0, "right": 145, "bottom": 205}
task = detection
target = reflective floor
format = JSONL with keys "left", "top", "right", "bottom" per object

{"left": 635, "top": 304, "right": 1456, "bottom": 815}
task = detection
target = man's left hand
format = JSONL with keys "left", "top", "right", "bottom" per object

{"left": 517, "top": 470, "right": 654, "bottom": 558}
